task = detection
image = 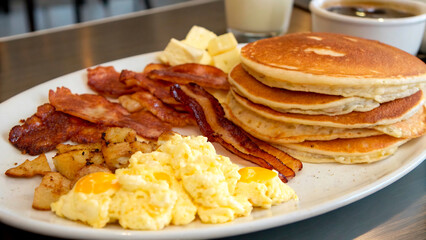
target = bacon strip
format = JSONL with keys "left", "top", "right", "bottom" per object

{"left": 49, "top": 87, "right": 171, "bottom": 140}
{"left": 143, "top": 63, "right": 169, "bottom": 73}
{"left": 130, "top": 91, "right": 196, "bottom": 127}
{"left": 250, "top": 137, "right": 302, "bottom": 173}
{"left": 70, "top": 124, "right": 107, "bottom": 144}
{"left": 171, "top": 84, "right": 300, "bottom": 182}
{"left": 127, "top": 111, "right": 173, "bottom": 138}
{"left": 119, "top": 70, "right": 180, "bottom": 106}
{"left": 9, "top": 104, "right": 105, "bottom": 155}
{"left": 118, "top": 95, "right": 143, "bottom": 113}
{"left": 87, "top": 66, "right": 141, "bottom": 98}
{"left": 149, "top": 63, "right": 230, "bottom": 90}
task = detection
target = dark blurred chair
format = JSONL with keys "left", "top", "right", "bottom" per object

{"left": 72, "top": 0, "right": 152, "bottom": 24}
{"left": 73, "top": 0, "right": 109, "bottom": 24}
{"left": 0, "top": 0, "right": 9, "bottom": 13}
{"left": 2, "top": 0, "right": 153, "bottom": 32}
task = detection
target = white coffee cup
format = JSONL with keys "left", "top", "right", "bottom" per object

{"left": 310, "top": 0, "right": 426, "bottom": 55}
{"left": 225, "top": 0, "right": 294, "bottom": 42}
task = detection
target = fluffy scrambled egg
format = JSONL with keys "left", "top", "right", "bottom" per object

{"left": 51, "top": 134, "right": 298, "bottom": 230}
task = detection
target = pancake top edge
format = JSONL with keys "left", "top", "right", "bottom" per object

{"left": 241, "top": 32, "right": 426, "bottom": 86}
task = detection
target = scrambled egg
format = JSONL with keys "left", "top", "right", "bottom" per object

{"left": 51, "top": 134, "right": 298, "bottom": 230}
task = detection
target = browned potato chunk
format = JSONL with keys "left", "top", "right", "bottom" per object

{"left": 158, "top": 132, "right": 175, "bottom": 142}
{"left": 53, "top": 150, "right": 103, "bottom": 180}
{"left": 101, "top": 128, "right": 157, "bottom": 170}
{"left": 53, "top": 128, "right": 155, "bottom": 175}
{"left": 130, "top": 141, "right": 156, "bottom": 153}
{"left": 103, "top": 127, "right": 137, "bottom": 143}
{"left": 101, "top": 127, "right": 155, "bottom": 170}
{"left": 32, "top": 172, "right": 71, "bottom": 210}
{"left": 71, "top": 164, "right": 112, "bottom": 186}
{"left": 102, "top": 142, "right": 132, "bottom": 170}
{"left": 56, "top": 142, "right": 102, "bottom": 154}
{"left": 5, "top": 154, "right": 51, "bottom": 178}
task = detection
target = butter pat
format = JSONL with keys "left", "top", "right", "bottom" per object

{"left": 199, "top": 51, "right": 213, "bottom": 65}
{"left": 159, "top": 38, "right": 211, "bottom": 66}
{"left": 213, "top": 48, "right": 241, "bottom": 73}
{"left": 159, "top": 26, "right": 241, "bottom": 72}
{"left": 208, "top": 33, "right": 238, "bottom": 56}
{"left": 182, "top": 25, "right": 217, "bottom": 50}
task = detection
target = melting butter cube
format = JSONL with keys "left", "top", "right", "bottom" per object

{"left": 213, "top": 48, "right": 240, "bottom": 73}
{"left": 182, "top": 25, "right": 217, "bottom": 50}
{"left": 159, "top": 38, "right": 212, "bottom": 66}
{"left": 207, "top": 33, "right": 238, "bottom": 56}
{"left": 199, "top": 51, "right": 213, "bottom": 65}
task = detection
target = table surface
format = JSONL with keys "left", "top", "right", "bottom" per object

{"left": 0, "top": 0, "right": 425, "bottom": 239}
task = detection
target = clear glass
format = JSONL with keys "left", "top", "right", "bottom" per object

{"left": 225, "top": 0, "right": 294, "bottom": 42}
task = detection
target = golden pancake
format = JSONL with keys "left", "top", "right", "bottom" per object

{"left": 230, "top": 90, "right": 424, "bottom": 128}
{"left": 373, "top": 106, "right": 426, "bottom": 138}
{"left": 229, "top": 64, "right": 379, "bottom": 115}
{"left": 223, "top": 92, "right": 382, "bottom": 143}
{"left": 279, "top": 135, "right": 409, "bottom": 164}
{"left": 240, "top": 33, "right": 426, "bottom": 102}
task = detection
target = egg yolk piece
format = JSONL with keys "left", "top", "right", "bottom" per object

{"left": 74, "top": 172, "right": 120, "bottom": 194}
{"left": 238, "top": 167, "right": 277, "bottom": 183}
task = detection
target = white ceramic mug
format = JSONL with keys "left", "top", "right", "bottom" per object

{"left": 225, "top": 0, "right": 294, "bottom": 41}
{"left": 310, "top": 0, "right": 426, "bottom": 55}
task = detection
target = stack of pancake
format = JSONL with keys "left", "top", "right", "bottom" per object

{"left": 222, "top": 32, "right": 426, "bottom": 164}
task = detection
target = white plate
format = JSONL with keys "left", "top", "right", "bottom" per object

{"left": 0, "top": 52, "right": 425, "bottom": 239}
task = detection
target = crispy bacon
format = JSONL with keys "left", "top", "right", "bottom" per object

{"left": 119, "top": 70, "right": 181, "bottom": 106}
{"left": 129, "top": 91, "right": 196, "bottom": 127}
{"left": 143, "top": 63, "right": 169, "bottom": 73}
{"left": 87, "top": 66, "right": 141, "bottom": 98}
{"left": 171, "top": 84, "right": 301, "bottom": 182}
{"left": 149, "top": 63, "right": 230, "bottom": 90}
{"left": 9, "top": 104, "right": 104, "bottom": 155}
{"left": 250, "top": 137, "right": 302, "bottom": 173}
{"left": 118, "top": 95, "right": 143, "bottom": 113}
{"left": 70, "top": 124, "right": 107, "bottom": 144}
{"left": 126, "top": 110, "right": 173, "bottom": 139}
{"left": 49, "top": 87, "right": 171, "bottom": 140}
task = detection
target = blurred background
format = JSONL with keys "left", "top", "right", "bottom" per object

{"left": 0, "top": 0, "right": 192, "bottom": 38}
{"left": 0, "top": 0, "right": 313, "bottom": 39}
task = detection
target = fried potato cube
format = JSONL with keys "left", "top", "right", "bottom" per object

{"left": 32, "top": 172, "right": 71, "bottom": 210}
{"left": 101, "top": 128, "right": 135, "bottom": 170}
{"left": 56, "top": 142, "right": 102, "bottom": 154}
{"left": 102, "top": 127, "right": 137, "bottom": 144}
{"left": 71, "top": 164, "right": 111, "bottom": 186}
{"left": 53, "top": 150, "right": 104, "bottom": 180}
{"left": 158, "top": 132, "right": 176, "bottom": 142}
{"left": 102, "top": 141, "right": 157, "bottom": 170}
{"left": 102, "top": 142, "right": 132, "bottom": 170}
{"left": 5, "top": 154, "right": 51, "bottom": 178}
{"left": 130, "top": 141, "right": 156, "bottom": 153}
{"left": 101, "top": 127, "right": 157, "bottom": 170}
